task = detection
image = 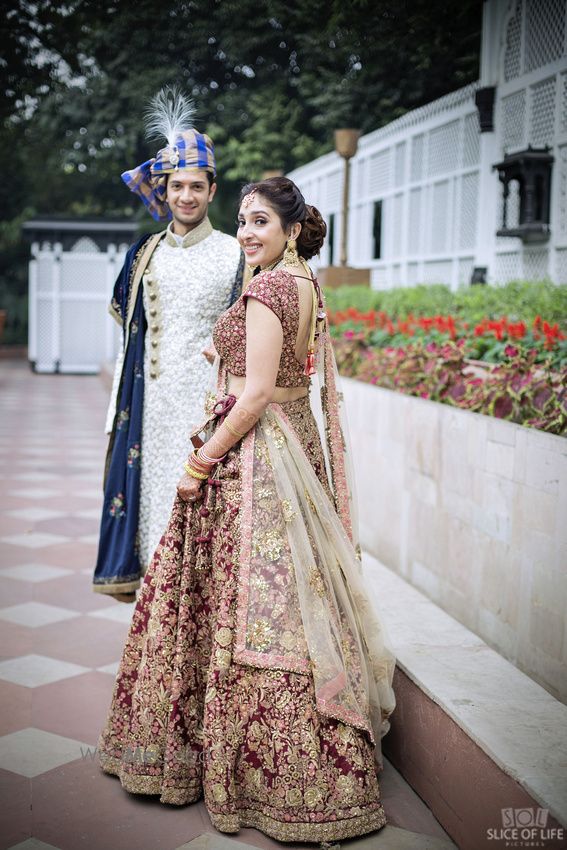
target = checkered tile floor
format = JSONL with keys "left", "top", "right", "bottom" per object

{"left": 0, "top": 361, "right": 456, "bottom": 850}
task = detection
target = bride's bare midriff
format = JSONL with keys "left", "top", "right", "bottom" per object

{"left": 226, "top": 373, "right": 309, "bottom": 403}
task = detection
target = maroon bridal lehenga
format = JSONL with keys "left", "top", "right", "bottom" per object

{"left": 97, "top": 268, "right": 396, "bottom": 844}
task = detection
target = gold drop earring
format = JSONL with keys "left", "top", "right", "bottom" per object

{"left": 283, "top": 235, "right": 299, "bottom": 266}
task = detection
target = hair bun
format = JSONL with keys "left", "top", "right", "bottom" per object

{"left": 297, "top": 204, "right": 327, "bottom": 260}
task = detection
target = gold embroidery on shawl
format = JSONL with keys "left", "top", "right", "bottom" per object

{"left": 281, "top": 499, "right": 297, "bottom": 523}
{"left": 254, "top": 440, "right": 271, "bottom": 466}
{"left": 308, "top": 565, "right": 326, "bottom": 597}
{"left": 280, "top": 630, "right": 297, "bottom": 651}
{"left": 265, "top": 422, "right": 285, "bottom": 449}
{"left": 304, "top": 489, "right": 318, "bottom": 515}
{"left": 250, "top": 574, "right": 270, "bottom": 600}
{"left": 252, "top": 529, "right": 284, "bottom": 561}
{"left": 247, "top": 618, "right": 274, "bottom": 650}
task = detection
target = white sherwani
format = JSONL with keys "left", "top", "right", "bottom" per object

{"left": 106, "top": 217, "right": 241, "bottom": 571}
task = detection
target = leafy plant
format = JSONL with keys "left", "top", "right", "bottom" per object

{"left": 333, "top": 337, "right": 567, "bottom": 436}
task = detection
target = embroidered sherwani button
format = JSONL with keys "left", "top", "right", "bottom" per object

{"left": 150, "top": 308, "right": 157, "bottom": 317}
{"left": 151, "top": 356, "right": 157, "bottom": 364}
{"left": 151, "top": 340, "right": 158, "bottom": 348}
{"left": 151, "top": 324, "right": 159, "bottom": 333}
{"left": 150, "top": 370, "right": 157, "bottom": 379}
{"left": 149, "top": 293, "right": 157, "bottom": 301}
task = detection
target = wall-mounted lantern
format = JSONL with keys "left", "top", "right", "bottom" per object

{"left": 492, "top": 146, "right": 553, "bottom": 243}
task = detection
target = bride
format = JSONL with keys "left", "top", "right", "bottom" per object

{"left": 97, "top": 175, "right": 396, "bottom": 844}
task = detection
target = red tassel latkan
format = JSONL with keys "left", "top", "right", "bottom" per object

{"left": 304, "top": 350, "right": 316, "bottom": 376}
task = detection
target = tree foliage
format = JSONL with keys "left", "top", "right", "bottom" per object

{"left": 1, "top": 0, "right": 481, "bottom": 340}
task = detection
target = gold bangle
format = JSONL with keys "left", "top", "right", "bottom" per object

{"left": 224, "top": 420, "right": 246, "bottom": 439}
{"left": 183, "top": 462, "right": 208, "bottom": 481}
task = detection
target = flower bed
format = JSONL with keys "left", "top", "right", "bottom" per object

{"left": 326, "top": 281, "right": 567, "bottom": 435}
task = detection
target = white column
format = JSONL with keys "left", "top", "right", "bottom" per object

{"left": 52, "top": 242, "right": 62, "bottom": 370}
{"left": 105, "top": 243, "right": 118, "bottom": 362}
{"left": 28, "top": 243, "right": 39, "bottom": 363}
{"left": 474, "top": 0, "right": 510, "bottom": 281}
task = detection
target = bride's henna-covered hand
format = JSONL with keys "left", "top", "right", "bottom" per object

{"left": 177, "top": 472, "right": 204, "bottom": 502}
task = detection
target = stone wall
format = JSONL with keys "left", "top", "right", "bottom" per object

{"left": 343, "top": 377, "right": 567, "bottom": 703}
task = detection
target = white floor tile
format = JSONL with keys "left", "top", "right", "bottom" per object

{"left": 0, "top": 564, "right": 73, "bottom": 583}
{"left": 7, "top": 489, "right": 60, "bottom": 500}
{"left": 0, "top": 602, "right": 80, "bottom": 628}
{"left": 72, "top": 508, "right": 102, "bottom": 520}
{"left": 72, "top": 490, "right": 103, "bottom": 501}
{"left": 12, "top": 473, "right": 61, "bottom": 482}
{"left": 4, "top": 508, "right": 67, "bottom": 523}
{"left": 77, "top": 534, "right": 99, "bottom": 546}
{"left": 0, "top": 654, "right": 89, "bottom": 687}
{"left": 88, "top": 605, "right": 135, "bottom": 625}
{"left": 0, "top": 533, "right": 70, "bottom": 549}
{"left": 0, "top": 728, "right": 94, "bottom": 778}
{"left": 96, "top": 661, "right": 120, "bottom": 676}
{"left": 7, "top": 838, "right": 63, "bottom": 850}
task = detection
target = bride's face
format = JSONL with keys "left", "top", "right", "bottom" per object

{"left": 237, "top": 194, "right": 288, "bottom": 268}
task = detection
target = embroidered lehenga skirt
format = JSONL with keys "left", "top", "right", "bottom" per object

{"left": 97, "top": 396, "right": 395, "bottom": 843}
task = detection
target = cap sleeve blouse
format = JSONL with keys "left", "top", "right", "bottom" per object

{"left": 212, "top": 268, "right": 310, "bottom": 388}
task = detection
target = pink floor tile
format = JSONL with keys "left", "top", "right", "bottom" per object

{"left": 0, "top": 769, "right": 32, "bottom": 850}
{"left": 32, "top": 542, "right": 98, "bottom": 570}
{"left": 32, "top": 672, "right": 116, "bottom": 746}
{"left": 0, "top": 577, "right": 33, "bottom": 606}
{"left": 32, "top": 759, "right": 209, "bottom": 850}
{"left": 0, "top": 543, "right": 38, "bottom": 569}
{"left": 40, "top": 495, "right": 103, "bottom": 512}
{"left": 0, "top": 497, "right": 46, "bottom": 511}
{"left": 0, "top": 517, "right": 33, "bottom": 536}
{"left": 33, "top": 573, "right": 111, "bottom": 612}
{"left": 1, "top": 549, "right": 55, "bottom": 570}
{"left": 0, "top": 619, "right": 35, "bottom": 660}
{"left": 0, "top": 681, "right": 33, "bottom": 735}
{"left": 35, "top": 517, "right": 98, "bottom": 537}
{"left": 36, "top": 615, "right": 128, "bottom": 668}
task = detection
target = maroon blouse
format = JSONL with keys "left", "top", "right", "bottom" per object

{"left": 212, "top": 268, "right": 311, "bottom": 388}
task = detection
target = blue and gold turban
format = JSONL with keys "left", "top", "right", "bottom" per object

{"left": 121, "top": 88, "right": 216, "bottom": 222}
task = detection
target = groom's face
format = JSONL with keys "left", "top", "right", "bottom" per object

{"left": 167, "top": 169, "right": 217, "bottom": 233}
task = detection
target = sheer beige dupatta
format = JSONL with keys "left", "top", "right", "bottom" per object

{"left": 229, "top": 311, "right": 396, "bottom": 767}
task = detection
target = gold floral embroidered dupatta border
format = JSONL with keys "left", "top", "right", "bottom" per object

{"left": 234, "top": 404, "right": 396, "bottom": 767}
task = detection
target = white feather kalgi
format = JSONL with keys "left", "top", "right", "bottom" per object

{"left": 144, "top": 86, "right": 196, "bottom": 148}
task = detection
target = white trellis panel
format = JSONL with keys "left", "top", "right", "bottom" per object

{"left": 28, "top": 240, "right": 126, "bottom": 374}
{"left": 288, "top": 0, "right": 567, "bottom": 289}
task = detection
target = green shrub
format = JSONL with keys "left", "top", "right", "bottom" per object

{"left": 324, "top": 279, "right": 567, "bottom": 326}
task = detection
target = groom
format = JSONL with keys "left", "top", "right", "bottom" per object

{"left": 93, "top": 90, "right": 243, "bottom": 602}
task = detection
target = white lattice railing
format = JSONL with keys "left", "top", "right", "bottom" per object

{"left": 288, "top": 0, "right": 567, "bottom": 288}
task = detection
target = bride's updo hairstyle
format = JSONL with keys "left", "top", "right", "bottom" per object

{"left": 239, "top": 176, "right": 327, "bottom": 260}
